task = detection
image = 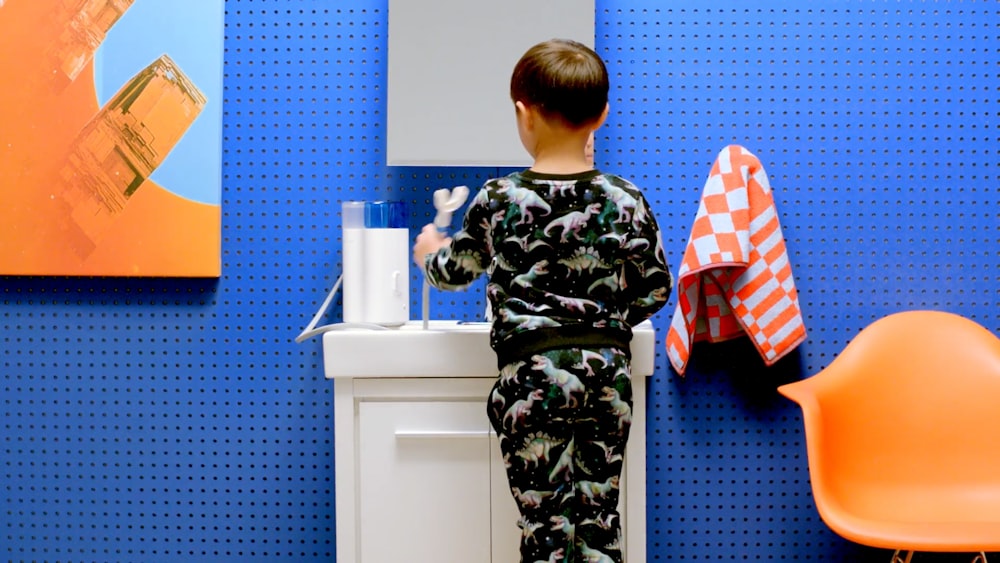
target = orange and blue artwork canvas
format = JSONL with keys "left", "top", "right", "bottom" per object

{"left": 0, "top": 0, "right": 223, "bottom": 276}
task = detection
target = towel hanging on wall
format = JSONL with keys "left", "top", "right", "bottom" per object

{"left": 666, "top": 145, "right": 806, "bottom": 376}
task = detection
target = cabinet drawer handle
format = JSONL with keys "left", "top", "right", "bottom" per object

{"left": 395, "top": 430, "right": 492, "bottom": 439}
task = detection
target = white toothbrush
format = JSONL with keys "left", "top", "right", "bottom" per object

{"left": 433, "top": 185, "right": 470, "bottom": 230}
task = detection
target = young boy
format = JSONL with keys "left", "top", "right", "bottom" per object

{"left": 413, "top": 39, "right": 672, "bottom": 563}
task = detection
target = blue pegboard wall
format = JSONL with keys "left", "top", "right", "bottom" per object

{"left": 2, "top": 1, "right": 998, "bottom": 562}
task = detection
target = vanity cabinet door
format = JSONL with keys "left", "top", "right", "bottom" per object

{"left": 357, "top": 399, "right": 494, "bottom": 562}
{"left": 342, "top": 375, "right": 643, "bottom": 562}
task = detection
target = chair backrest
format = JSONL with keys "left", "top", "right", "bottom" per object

{"left": 779, "top": 310, "right": 1000, "bottom": 496}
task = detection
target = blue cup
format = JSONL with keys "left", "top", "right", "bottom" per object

{"left": 365, "top": 200, "right": 407, "bottom": 229}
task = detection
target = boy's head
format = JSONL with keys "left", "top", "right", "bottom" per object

{"left": 510, "top": 39, "right": 609, "bottom": 130}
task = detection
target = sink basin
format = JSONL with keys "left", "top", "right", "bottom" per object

{"left": 323, "top": 320, "right": 656, "bottom": 378}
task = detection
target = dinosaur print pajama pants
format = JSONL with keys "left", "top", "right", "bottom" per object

{"left": 488, "top": 346, "right": 632, "bottom": 563}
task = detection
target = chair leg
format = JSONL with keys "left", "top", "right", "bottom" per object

{"left": 889, "top": 549, "right": 988, "bottom": 563}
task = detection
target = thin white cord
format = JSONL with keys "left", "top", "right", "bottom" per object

{"left": 422, "top": 280, "right": 431, "bottom": 330}
{"left": 295, "top": 321, "right": 389, "bottom": 343}
{"left": 295, "top": 272, "right": 388, "bottom": 343}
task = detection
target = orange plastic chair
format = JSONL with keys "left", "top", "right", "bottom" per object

{"left": 778, "top": 310, "right": 1000, "bottom": 563}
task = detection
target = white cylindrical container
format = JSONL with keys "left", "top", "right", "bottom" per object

{"left": 341, "top": 201, "right": 366, "bottom": 324}
{"left": 362, "top": 227, "right": 410, "bottom": 326}
{"left": 362, "top": 201, "right": 409, "bottom": 327}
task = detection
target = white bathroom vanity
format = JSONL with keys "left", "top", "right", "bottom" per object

{"left": 324, "top": 320, "right": 654, "bottom": 562}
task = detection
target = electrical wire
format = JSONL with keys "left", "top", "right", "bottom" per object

{"left": 294, "top": 273, "right": 389, "bottom": 343}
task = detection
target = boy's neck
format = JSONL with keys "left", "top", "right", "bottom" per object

{"left": 529, "top": 141, "right": 592, "bottom": 175}
{"left": 519, "top": 105, "right": 602, "bottom": 175}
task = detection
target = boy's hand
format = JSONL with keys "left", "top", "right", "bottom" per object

{"left": 412, "top": 224, "right": 450, "bottom": 270}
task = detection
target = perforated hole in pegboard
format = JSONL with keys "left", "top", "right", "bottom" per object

{"left": 3, "top": 1, "right": 999, "bottom": 562}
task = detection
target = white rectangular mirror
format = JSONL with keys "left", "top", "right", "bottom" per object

{"left": 387, "top": 0, "right": 595, "bottom": 166}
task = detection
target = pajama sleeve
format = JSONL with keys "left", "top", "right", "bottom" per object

{"left": 423, "top": 187, "right": 493, "bottom": 291}
{"left": 623, "top": 193, "right": 673, "bottom": 326}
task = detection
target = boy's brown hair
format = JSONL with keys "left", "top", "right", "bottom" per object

{"left": 510, "top": 39, "right": 609, "bottom": 128}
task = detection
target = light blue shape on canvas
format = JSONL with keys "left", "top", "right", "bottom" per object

{"left": 94, "top": 0, "right": 224, "bottom": 206}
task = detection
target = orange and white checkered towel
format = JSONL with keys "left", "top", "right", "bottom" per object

{"left": 666, "top": 145, "right": 806, "bottom": 375}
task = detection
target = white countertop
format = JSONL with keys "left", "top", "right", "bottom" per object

{"left": 323, "top": 320, "right": 656, "bottom": 379}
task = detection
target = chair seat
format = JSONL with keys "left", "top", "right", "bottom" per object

{"left": 779, "top": 310, "right": 1000, "bottom": 554}
{"left": 820, "top": 482, "right": 1000, "bottom": 548}
{"left": 825, "top": 510, "right": 1000, "bottom": 552}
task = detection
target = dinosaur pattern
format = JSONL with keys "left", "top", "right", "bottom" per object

{"left": 423, "top": 169, "right": 673, "bottom": 350}
{"left": 488, "top": 347, "right": 633, "bottom": 563}
{"left": 423, "top": 168, "right": 672, "bottom": 563}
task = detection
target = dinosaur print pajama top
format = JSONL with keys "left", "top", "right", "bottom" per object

{"left": 424, "top": 169, "right": 672, "bottom": 562}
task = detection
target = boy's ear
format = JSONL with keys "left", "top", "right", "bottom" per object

{"left": 591, "top": 103, "right": 610, "bottom": 129}
{"left": 515, "top": 100, "right": 535, "bottom": 129}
